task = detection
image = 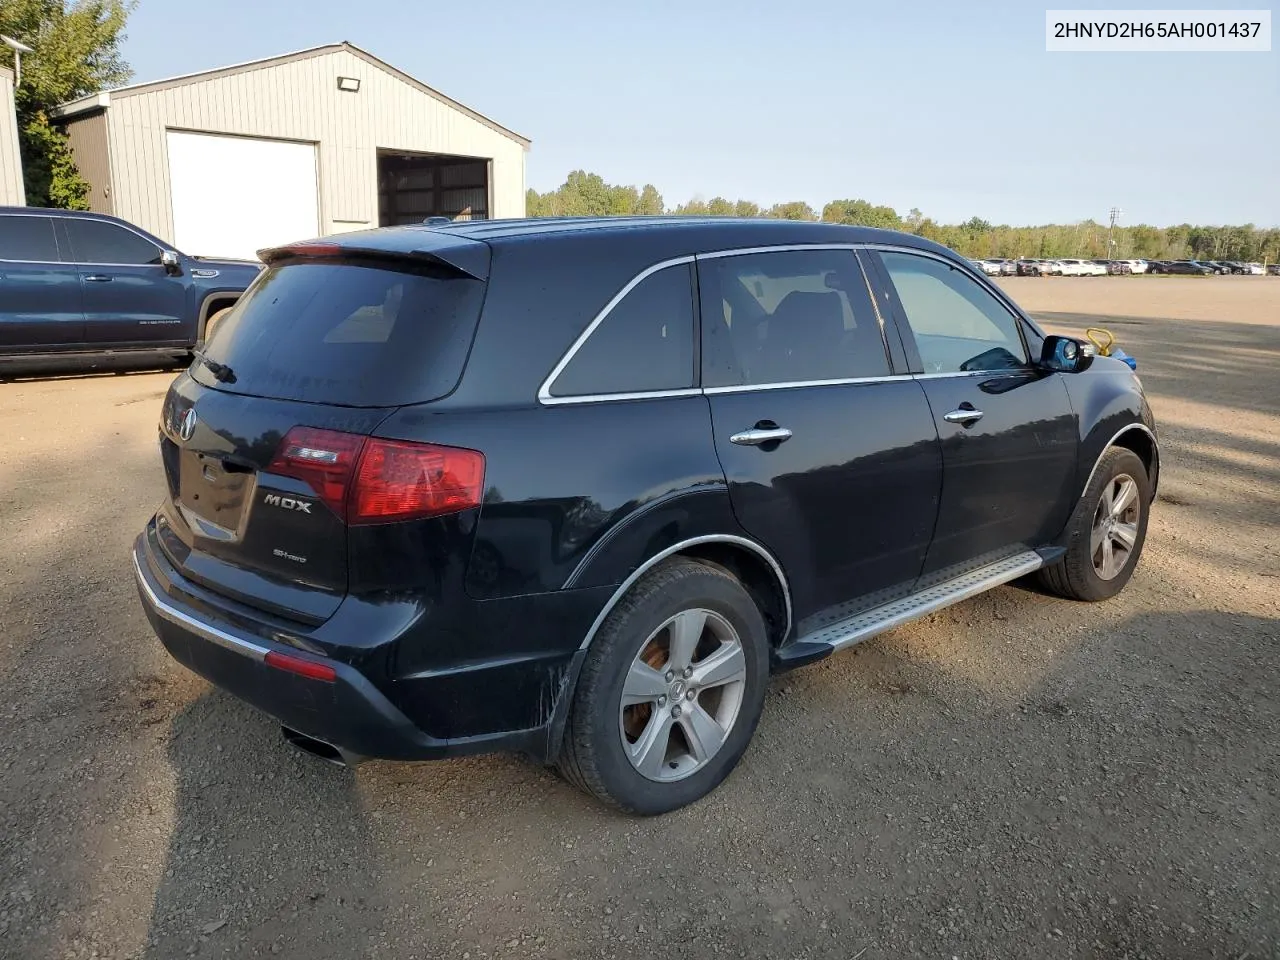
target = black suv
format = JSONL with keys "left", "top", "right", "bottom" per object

{"left": 0, "top": 207, "right": 259, "bottom": 362}
{"left": 133, "top": 218, "right": 1159, "bottom": 814}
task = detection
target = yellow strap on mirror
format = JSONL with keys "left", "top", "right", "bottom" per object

{"left": 1085, "top": 327, "right": 1115, "bottom": 356}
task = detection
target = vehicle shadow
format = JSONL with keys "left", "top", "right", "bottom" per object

{"left": 132, "top": 607, "right": 1279, "bottom": 959}
{"left": 139, "top": 690, "right": 387, "bottom": 959}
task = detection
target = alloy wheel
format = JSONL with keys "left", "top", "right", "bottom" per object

{"left": 618, "top": 608, "right": 748, "bottom": 782}
{"left": 1091, "top": 473, "right": 1141, "bottom": 580}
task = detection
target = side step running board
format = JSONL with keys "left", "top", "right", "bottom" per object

{"left": 775, "top": 550, "right": 1045, "bottom": 668}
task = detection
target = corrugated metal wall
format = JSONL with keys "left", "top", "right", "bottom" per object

{"left": 0, "top": 67, "right": 25, "bottom": 206}
{"left": 103, "top": 49, "right": 526, "bottom": 245}
{"left": 63, "top": 111, "right": 113, "bottom": 213}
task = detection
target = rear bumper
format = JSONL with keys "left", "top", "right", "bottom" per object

{"left": 134, "top": 534, "right": 475, "bottom": 761}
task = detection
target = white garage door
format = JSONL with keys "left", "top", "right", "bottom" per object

{"left": 167, "top": 131, "right": 319, "bottom": 261}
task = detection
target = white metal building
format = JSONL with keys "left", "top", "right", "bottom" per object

{"left": 0, "top": 65, "right": 24, "bottom": 206}
{"left": 53, "top": 42, "right": 529, "bottom": 259}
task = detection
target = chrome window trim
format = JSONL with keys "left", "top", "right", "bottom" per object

{"left": 131, "top": 551, "right": 270, "bottom": 661}
{"left": 575, "top": 534, "right": 793, "bottom": 652}
{"left": 540, "top": 387, "right": 703, "bottom": 407}
{"left": 537, "top": 255, "right": 696, "bottom": 404}
{"left": 537, "top": 241, "right": 1038, "bottom": 406}
{"left": 698, "top": 242, "right": 861, "bottom": 259}
{"left": 704, "top": 374, "right": 907, "bottom": 394}
{"left": 1080, "top": 424, "right": 1159, "bottom": 498}
{"left": 912, "top": 369, "right": 1031, "bottom": 380}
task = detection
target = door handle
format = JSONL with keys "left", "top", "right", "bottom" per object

{"left": 943, "top": 407, "right": 984, "bottom": 425}
{"left": 730, "top": 426, "right": 793, "bottom": 446}
{"left": 83, "top": 275, "right": 113, "bottom": 282}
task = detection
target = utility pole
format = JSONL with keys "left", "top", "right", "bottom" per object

{"left": 1108, "top": 207, "right": 1123, "bottom": 260}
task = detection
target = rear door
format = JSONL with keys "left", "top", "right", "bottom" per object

{"left": 157, "top": 251, "right": 489, "bottom": 622}
{"left": 867, "top": 249, "right": 1078, "bottom": 575}
{"left": 699, "top": 247, "right": 942, "bottom": 621}
{"left": 62, "top": 217, "right": 190, "bottom": 346}
{"left": 0, "top": 213, "right": 85, "bottom": 349}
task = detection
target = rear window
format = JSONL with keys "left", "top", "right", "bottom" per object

{"left": 0, "top": 216, "right": 59, "bottom": 261}
{"left": 196, "top": 259, "right": 486, "bottom": 407}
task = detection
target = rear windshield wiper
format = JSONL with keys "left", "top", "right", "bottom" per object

{"left": 193, "top": 349, "right": 236, "bottom": 384}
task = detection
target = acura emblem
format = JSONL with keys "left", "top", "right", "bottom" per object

{"left": 179, "top": 408, "right": 198, "bottom": 441}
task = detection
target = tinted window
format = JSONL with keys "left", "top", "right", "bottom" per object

{"left": 196, "top": 259, "right": 486, "bottom": 407}
{"left": 64, "top": 219, "right": 162, "bottom": 265}
{"left": 879, "top": 251, "right": 1028, "bottom": 374}
{"left": 0, "top": 216, "right": 59, "bottom": 261}
{"left": 550, "top": 264, "right": 695, "bottom": 397}
{"left": 700, "top": 249, "right": 889, "bottom": 387}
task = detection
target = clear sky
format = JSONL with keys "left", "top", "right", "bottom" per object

{"left": 117, "top": 0, "right": 1278, "bottom": 227}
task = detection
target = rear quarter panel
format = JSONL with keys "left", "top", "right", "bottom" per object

{"left": 373, "top": 396, "right": 727, "bottom": 599}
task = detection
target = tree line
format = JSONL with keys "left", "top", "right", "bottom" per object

{"left": 528, "top": 171, "right": 1280, "bottom": 264}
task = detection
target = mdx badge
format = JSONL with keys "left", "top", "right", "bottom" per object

{"left": 178, "top": 408, "right": 198, "bottom": 441}
{"left": 263, "top": 493, "right": 313, "bottom": 513}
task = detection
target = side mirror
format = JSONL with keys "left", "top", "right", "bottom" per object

{"left": 160, "top": 250, "right": 182, "bottom": 276}
{"left": 1040, "top": 334, "right": 1094, "bottom": 373}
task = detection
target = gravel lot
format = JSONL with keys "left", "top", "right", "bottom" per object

{"left": 2, "top": 276, "right": 1277, "bottom": 959}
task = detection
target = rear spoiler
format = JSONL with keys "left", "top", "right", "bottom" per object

{"left": 257, "top": 240, "right": 489, "bottom": 281}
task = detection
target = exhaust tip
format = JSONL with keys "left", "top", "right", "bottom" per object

{"left": 281, "top": 726, "right": 350, "bottom": 767}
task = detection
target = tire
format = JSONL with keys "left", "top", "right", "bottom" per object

{"left": 201, "top": 306, "right": 234, "bottom": 345}
{"left": 558, "top": 558, "right": 769, "bottom": 815}
{"left": 1038, "top": 447, "right": 1151, "bottom": 602}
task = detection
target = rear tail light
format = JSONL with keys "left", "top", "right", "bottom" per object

{"left": 351, "top": 438, "right": 485, "bottom": 524}
{"left": 269, "top": 427, "right": 366, "bottom": 520}
{"left": 269, "top": 427, "right": 484, "bottom": 524}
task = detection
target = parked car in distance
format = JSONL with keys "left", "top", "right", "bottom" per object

{"left": 1126, "top": 259, "right": 1149, "bottom": 274}
{"left": 133, "top": 217, "right": 1159, "bottom": 814}
{"left": 1023, "top": 259, "right": 1063, "bottom": 276}
{"left": 977, "top": 259, "right": 1014, "bottom": 277}
{"left": 1149, "top": 260, "right": 1212, "bottom": 275}
{"left": 1267, "top": 264, "right": 1280, "bottom": 276}
{"left": 1056, "top": 258, "right": 1107, "bottom": 277}
{"left": 0, "top": 207, "right": 261, "bottom": 364}
{"left": 1244, "top": 262, "right": 1265, "bottom": 275}
{"left": 1107, "top": 260, "right": 1132, "bottom": 275}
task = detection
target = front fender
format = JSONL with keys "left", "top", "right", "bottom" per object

{"left": 1062, "top": 358, "right": 1159, "bottom": 497}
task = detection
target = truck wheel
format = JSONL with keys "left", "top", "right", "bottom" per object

{"left": 558, "top": 559, "right": 769, "bottom": 815}
{"left": 196, "top": 306, "right": 234, "bottom": 350}
{"left": 1039, "top": 447, "right": 1151, "bottom": 602}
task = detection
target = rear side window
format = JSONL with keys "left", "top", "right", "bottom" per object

{"left": 197, "top": 259, "right": 486, "bottom": 407}
{"left": 699, "top": 249, "right": 890, "bottom": 387}
{"left": 64, "top": 219, "right": 162, "bottom": 265}
{"left": 0, "top": 216, "right": 59, "bottom": 261}
{"left": 549, "top": 263, "right": 695, "bottom": 398}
